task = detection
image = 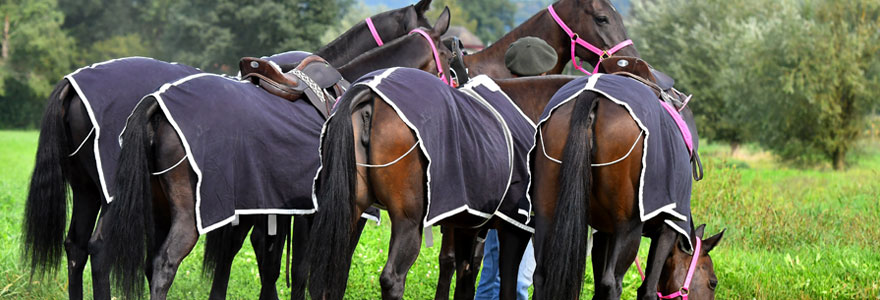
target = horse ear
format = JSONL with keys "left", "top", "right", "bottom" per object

{"left": 414, "top": 0, "right": 432, "bottom": 16}
{"left": 695, "top": 224, "right": 706, "bottom": 238}
{"left": 702, "top": 228, "right": 726, "bottom": 253}
{"left": 433, "top": 7, "right": 451, "bottom": 35}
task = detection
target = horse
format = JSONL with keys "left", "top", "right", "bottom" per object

{"left": 307, "top": 69, "right": 591, "bottom": 300}
{"left": 528, "top": 69, "right": 726, "bottom": 299}
{"left": 431, "top": 0, "right": 640, "bottom": 297}
{"left": 103, "top": 9, "right": 453, "bottom": 300}
{"left": 20, "top": 1, "right": 434, "bottom": 299}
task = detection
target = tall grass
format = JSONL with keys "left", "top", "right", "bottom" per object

{"left": 1, "top": 130, "right": 878, "bottom": 298}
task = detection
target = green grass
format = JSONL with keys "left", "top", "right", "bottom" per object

{"left": 1, "top": 130, "right": 879, "bottom": 299}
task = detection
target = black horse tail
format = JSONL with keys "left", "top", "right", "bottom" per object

{"left": 305, "top": 86, "right": 371, "bottom": 299}
{"left": 536, "top": 92, "right": 599, "bottom": 300}
{"left": 22, "top": 80, "right": 72, "bottom": 278}
{"left": 105, "top": 97, "right": 159, "bottom": 299}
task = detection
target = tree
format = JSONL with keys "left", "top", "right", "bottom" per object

{"left": 0, "top": 0, "right": 76, "bottom": 128}
{"left": 631, "top": 0, "right": 880, "bottom": 169}
{"left": 462, "top": 0, "right": 517, "bottom": 43}
{"left": 427, "top": 0, "right": 478, "bottom": 35}
{"left": 741, "top": 0, "right": 880, "bottom": 169}
{"left": 158, "top": 0, "right": 353, "bottom": 74}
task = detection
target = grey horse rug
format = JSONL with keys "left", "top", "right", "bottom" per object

{"left": 529, "top": 73, "right": 697, "bottom": 248}
{"left": 65, "top": 57, "right": 201, "bottom": 203}
{"left": 324, "top": 68, "right": 535, "bottom": 231}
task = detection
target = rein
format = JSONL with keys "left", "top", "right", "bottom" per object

{"left": 547, "top": 4, "right": 633, "bottom": 75}
{"left": 365, "top": 17, "right": 384, "bottom": 46}
{"left": 635, "top": 237, "right": 702, "bottom": 299}
{"left": 409, "top": 28, "right": 453, "bottom": 87}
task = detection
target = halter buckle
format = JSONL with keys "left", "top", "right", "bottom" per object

{"left": 571, "top": 33, "right": 579, "bottom": 41}
{"left": 600, "top": 50, "right": 612, "bottom": 60}
{"left": 680, "top": 287, "right": 689, "bottom": 296}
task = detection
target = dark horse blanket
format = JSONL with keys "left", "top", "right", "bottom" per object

{"left": 337, "top": 68, "right": 534, "bottom": 231}
{"left": 66, "top": 53, "right": 319, "bottom": 204}
{"left": 142, "top": 71, "right": 325, "bottom": 233}
{"left": 66, "top": 57, "right": 201, "bottom": 203}
{"left": 529, "top": 73, "right": 696, "bottom": 247}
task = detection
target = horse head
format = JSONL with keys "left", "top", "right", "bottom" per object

{"left": 660, "top": 224, "right": 726, "bottom": 299}
{"left": 551, "top": 0, "right": 640, "bottom": 71}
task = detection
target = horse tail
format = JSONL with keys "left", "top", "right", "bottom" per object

{"left": 22, "top": 80, "right": 72, "bottom": 278}
{"left": 536, "top": 92, "right": 599, "bottom": 300}
{"left": 306, "top": 86, "right": 371, "bottom": 299}
{"left": 105, "top": 96, "right": 159, "bottom": 299}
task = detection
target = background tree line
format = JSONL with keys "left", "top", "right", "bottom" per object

{"left": 0, "top": 0, "right": 876, "bottom": 169}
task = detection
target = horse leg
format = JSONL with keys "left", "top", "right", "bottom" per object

{"left": 251, "top": 215, "right": 290, "bottom": 300}
{"left": 66, "top": 178, "right": 101, "bottom": 300}
{"left": 434, "top": 227, "right": 455, "bottom": 300}
{"left": 207, "top": 219, "right": 253, "bottom": 300}
{"left": 290, "top": 215, "right": 310, "bottom": 300}
{"left": 591, "top": 224, "right": 641, "bottom": 300}
{"left": 451, "top": 228, "right": 479, "bottom": 300}
{"left": 148, "top": 171, "right": 199, "bottom": 299}
{"left": 497, "top": 224, "right": 531, "bottom": 300}
{"left": 637, "top": 225, "right": 677, "bottom": 300}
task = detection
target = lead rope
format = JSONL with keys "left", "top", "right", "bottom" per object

{"left": 356, "top": 141, "right": 420, "bottom": 168}
{"left": 539, "top": 127, "right": 643, "bottom": 167}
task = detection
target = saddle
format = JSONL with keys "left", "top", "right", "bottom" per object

{"left": 239, "top": 55, "right": 349, "bottom": 118}
{"left": 599, "top": 56, "right": 704, "bottom": 181}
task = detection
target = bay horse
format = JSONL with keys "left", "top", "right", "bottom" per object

{"left": 21, "top": 1, "right": 433, "bottom": 299}
{"left": 529, "top": 72, "right": 725, "bottom": 299}
{"left": 307, "top": 72, "right": 591, "bottom": 300}
{"left": 104, "top": 10, "right": 453, "bottom": 300}
{"left": 431, "top": 0, "right": 640, "bottom": 297}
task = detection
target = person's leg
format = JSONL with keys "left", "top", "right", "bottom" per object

{"left": 516, "top": 239, "right": 536, "bottom": 300}
{"left": 475, "top": 230, "right": 500, "bottom": 300}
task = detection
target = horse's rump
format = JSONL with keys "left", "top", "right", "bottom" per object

{"left": 530, "top": 74, "right": 695, "bottom": 249}
{"left": 138, "top": 74, "right": 324, "bottom": 233}
{"left": 348, "top": 68, "right": 533, "bottom": 230}
{"left": 65, "top": 57, "right": 201, "bottom": 203}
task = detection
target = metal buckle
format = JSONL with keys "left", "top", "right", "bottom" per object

{"left": 571, "top": 33, "right": 579, "bottom": 41}
{"left": 680, "top": 287, "right": 689, "bottom": 296}
{"left": 600, "top": 50, "right": 612, "bottom": 60}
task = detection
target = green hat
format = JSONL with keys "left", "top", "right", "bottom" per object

{"left": 505, "top": 36, "right": 558, "bottom": 76}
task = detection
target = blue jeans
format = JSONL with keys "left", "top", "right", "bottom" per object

{"left": 475, "top": 230, "right": 536, "bottom": 300}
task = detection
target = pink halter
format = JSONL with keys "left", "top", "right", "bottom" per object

{"left": 365, "top": 17, "right": 384, "bottom": 46}
{"left": 636, "top": 237, "right": 702, "bottom": 299}
{"left": 547, "top": 4, "right": 633, "bottom": 75}
{"left": 409, "top": 28, "right": 453, "bottom": 87}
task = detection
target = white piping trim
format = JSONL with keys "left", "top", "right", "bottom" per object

{"left": 67, "top": 127, "right": 95, "bottom": 157}
{"left": 538, "top": 129, "right": 562, "bottom": 164}
{"left": 591, "top": 130, "right": 643, "bottom": 167}
{"left": 356, "top": 141, "right": 420, "bottom": 168}
{"left": 151, "top": 155, "right": 187, "bottom": 175}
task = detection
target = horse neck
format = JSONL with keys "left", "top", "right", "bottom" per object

{"left": 495, "top": 76, "right": 576, "bottom": 123}
{"left": 462, "top": 9, "right": 571, "bottom": 78}
{"left": 337, "top": 37, "right": 431, "bottom": 81}
{"left": 315, "top": 22, "right": 378, "bottom": 68}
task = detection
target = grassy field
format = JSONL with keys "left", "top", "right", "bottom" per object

{"left": 1, "top": 130, "right": 878, "bottom": 299}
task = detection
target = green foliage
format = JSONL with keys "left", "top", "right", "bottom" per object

{"left": 462, "top": 0, "right": 517, "bottom": 43}
{"left": 0, "top": 0, "right": 76, "bottom": 129}
{"left": 158, "top": 0, "right": 352, "bottom": 74}
{"left": 631, "top": 0, "right": 880, "bottom": 169}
